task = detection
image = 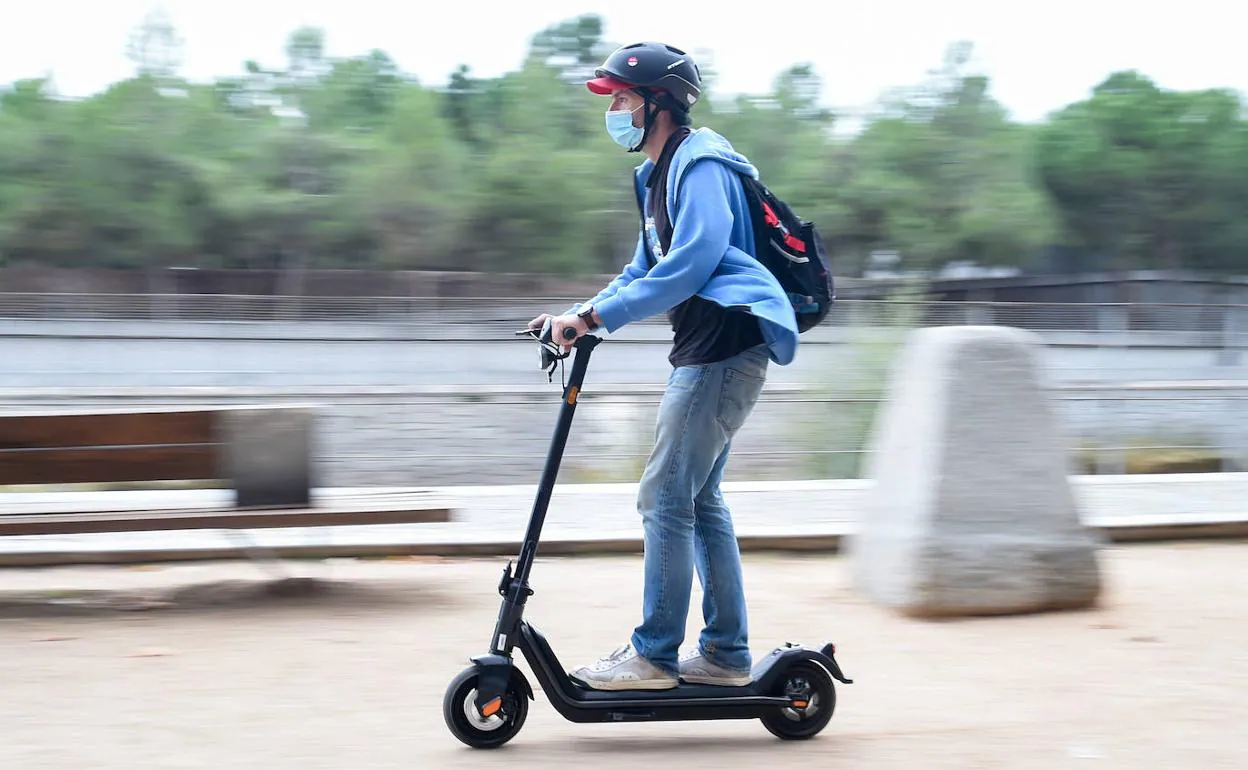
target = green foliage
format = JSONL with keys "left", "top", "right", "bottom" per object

{"left": 1036, "top": 71, "right": 1248, "bottom": 273}
{"left": 0, "top": 19, "right": 1244, "bottom": 277}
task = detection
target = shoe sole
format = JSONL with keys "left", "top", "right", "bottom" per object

{"left": 679, "top": 673, "right": 753, "bottom": 686}
{"left": 571, "top": 676, "right": 679, "bottom": 691}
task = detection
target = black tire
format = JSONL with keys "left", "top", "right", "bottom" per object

{"left": 443, "top": 667, "right": 529, "bottom": 749}
{"left": 760, "top": 661, "right": 837, "bottom": 740}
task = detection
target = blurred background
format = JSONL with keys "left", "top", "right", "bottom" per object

{"left": 2, "top": 6, "right": 1247, "bottom": 768}
{"left": 0, "top": 1, "right": 1245, "bottom": 487}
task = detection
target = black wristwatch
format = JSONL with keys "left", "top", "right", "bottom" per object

{"left": 577, "top": 306, "right": 599, "bottom": 331}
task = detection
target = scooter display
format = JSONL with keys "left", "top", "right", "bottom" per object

{"left": 442, "top": 322, "right": 853, "bottom": 749}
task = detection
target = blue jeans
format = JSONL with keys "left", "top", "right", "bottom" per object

{"left": 629, "top": 344, "right": 769, "bottom": 676}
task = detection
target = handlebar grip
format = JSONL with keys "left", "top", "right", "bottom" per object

{"left": 562, "top": 327, "right": 578, "bottom": 341}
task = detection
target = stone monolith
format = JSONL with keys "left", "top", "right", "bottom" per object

{"left": 850, "top": 325, "right": 1102, "bottom": 617}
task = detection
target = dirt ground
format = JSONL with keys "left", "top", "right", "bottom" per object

{"left": 1, "top": 541, "right": 1246, "bottom": 769}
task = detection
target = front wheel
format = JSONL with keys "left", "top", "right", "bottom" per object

{"left": 760, "top": 661, "right": 837, "bottom": 740}
{"left": 443, "top": 667, "right": 529, "bottom": 749}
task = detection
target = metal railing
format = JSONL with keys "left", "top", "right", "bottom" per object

{"left": 1, "top": 292, "right": 1246, "bottom": 339}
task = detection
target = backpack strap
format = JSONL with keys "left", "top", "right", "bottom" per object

{"left": 632, "top": 172, "right": 656, "bottom": 269}
{"left": 632, "top": 170, "right": 647, "bottom": 226}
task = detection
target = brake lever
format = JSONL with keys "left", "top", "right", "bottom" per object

{"left": 515, "top": 324, "right": 569, "bottom": 381}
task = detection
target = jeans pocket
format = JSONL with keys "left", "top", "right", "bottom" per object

{"left": 716, "top": 366, "right": 765, "bottom": 435}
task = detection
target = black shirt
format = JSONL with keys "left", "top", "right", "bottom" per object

{"left": 645, "top": 129, "right": 764, "bottom": 368}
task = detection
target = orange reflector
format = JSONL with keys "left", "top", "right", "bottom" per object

{"left": 792, "top": 700, "right": 808, "bottom": 709}
{"left": 481, "top": 697, "right": 502, "bottom": 717}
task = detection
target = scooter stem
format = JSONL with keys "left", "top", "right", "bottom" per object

{"left": 488, "top": 333, "right": 603, "bottom": 656}
{"left": 514, "top": 333, "right": 600, "bottom": 584}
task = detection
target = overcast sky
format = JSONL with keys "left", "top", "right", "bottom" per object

{"left": 2, "top": 0, "right": 1242, "bottom": 123}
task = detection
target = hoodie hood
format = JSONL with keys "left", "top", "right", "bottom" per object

{"left": 674, "top": 127, "right": 759, "bottom": 181}
{"left": 636, "top": 127, "right": 758, "bottom": 188}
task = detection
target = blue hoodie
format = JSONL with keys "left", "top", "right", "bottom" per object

{"left": 581, "top": 127, "right": 800, "bottom": 366}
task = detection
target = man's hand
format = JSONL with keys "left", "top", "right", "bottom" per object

{"left": 526, "top": 310, "right": 584, "bottom": 353}
{"left": 526, "top": 312, "right": 554, "bottom": 332}
{"left": 550, "top": 313, "right": 590, "bottom": 352}
{"left": 528, "top": 307, "right": 602, "bottom": 351}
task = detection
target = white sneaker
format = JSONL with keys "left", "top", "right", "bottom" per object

{"left": 569, "top": 644, "right": 678, "bottom": 691}
{"left": 678, "top": 647, "right": 752, "bottom": 686}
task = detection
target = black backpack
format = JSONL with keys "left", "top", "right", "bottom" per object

{"left": 737, "top": 175, "right": 836, "bottom": 332}
{"left": 635, "top": 169, "right": 835, "bottom": 333}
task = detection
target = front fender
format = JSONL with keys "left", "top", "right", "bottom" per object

{"left": 470, "top": 654, "right": 534, "bottom": 716}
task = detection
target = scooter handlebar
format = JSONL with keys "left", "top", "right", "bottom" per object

{"left": 512, "top": 324, "right": 580, "bottom": 342}
{"left": 514, "top": 320, "right": 601, "bottom": 375}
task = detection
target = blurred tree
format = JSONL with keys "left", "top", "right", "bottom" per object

{"left": 337, "top": 81, "right": 468, "bottom": 269}
{"left": 529, "top": 14, "right": 610, "bottom": 84}
{"left": 300, "top": 50, "right": 403, "bottom": 132}
{"left": 126, "top": 7, "right": 184, "bottom": 81}
{"left": 1037, "top": 71, "right": 1248, "bottom": 273}
{"left": 285, "top": 26, "right": 329, "bottom": 84}
{"left": 442, "top": 64, "right": 484, "bottom": 145}
{"left": 0, "top": 17, "right": 1243, "bottom": 277}
{"left": 0, "top": 81, "right": 209, "bottom": 268}
{"left": 819, "top": 42, "right": 1057, "bottom": 274}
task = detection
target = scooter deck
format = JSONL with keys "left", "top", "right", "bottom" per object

{"left": 514, "top": 622, "right": 839, "bottom": 722}
{"left": 567, "top": 680, "right": 764, "bottom": 701}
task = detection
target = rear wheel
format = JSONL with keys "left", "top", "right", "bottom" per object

{"left": 443, "top": 667, "right": 529, "bottom": 749}
{"left": 760, "top": 662, "right": 837, "bottom": 740}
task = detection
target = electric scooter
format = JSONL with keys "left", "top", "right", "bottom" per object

{"left": 442, "top": 322, "right": 853, "bottom": 749}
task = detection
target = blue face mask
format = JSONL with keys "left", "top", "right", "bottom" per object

{"left": 605, "top": 106, "right": 644, "bottom": 150}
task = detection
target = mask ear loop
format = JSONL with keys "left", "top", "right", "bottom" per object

{"left": 629, "top": 90, "right": 659, "bottom": 153}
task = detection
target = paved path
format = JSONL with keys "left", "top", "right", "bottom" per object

{"left": 1, "top": 475, "right": 1246, "bottom": 565}
{"left": 1, "top": 543, "right": 1246, "bottom": 768}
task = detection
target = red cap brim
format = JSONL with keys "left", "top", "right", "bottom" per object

{"left": 586, "top": 76, "right": 633, "bottom": 95}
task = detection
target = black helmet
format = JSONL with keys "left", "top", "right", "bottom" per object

{"left": 585, "top": 42, "right": 702, "bottom": 113}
